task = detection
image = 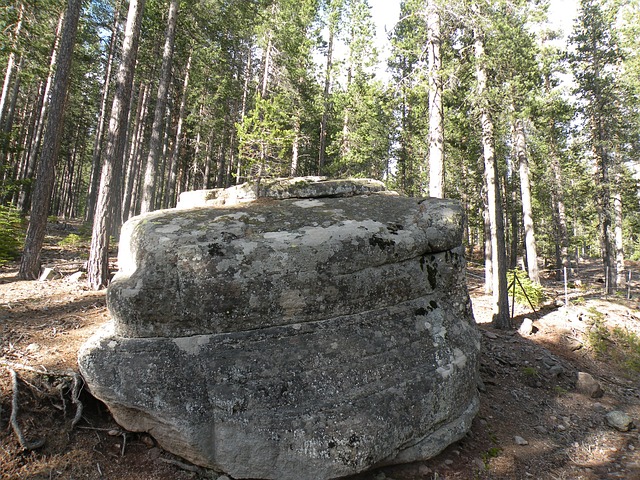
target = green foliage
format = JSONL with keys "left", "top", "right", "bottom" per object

{"left": 611, "top": 327, "right": 640, "bottom": 372}
{"left": 482, "top": 446, "right": 502, "bottom": 467}
{"left": 507, "top": 269, "right": 545, "bottom": 307}
{"left": 0, "top": 205, "right": 25, "bottom": 265}
{"left": 584, "top": 307, "right": 609, "bottom": 355}
{"left": 58, "top": 233, "right": 88, "bottom": 247}
{"left": 584, "top": 307, "right": 640, "bottom": 373}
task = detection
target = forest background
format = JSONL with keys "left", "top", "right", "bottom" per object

{"left": 0, "top": 0, "right": 639, "bottom": 327}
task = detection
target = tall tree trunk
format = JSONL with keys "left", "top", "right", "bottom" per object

{"left": 427, "top": 0, "right": 444, "bottom": 198}
{"left": 88, "top": 0, "right": 146, "bottom": 289}
{"left": 318, "top": 24, "right": 334, "bottom": 175}
{"left": 549, "top": 141, "right": 569, "bottom": 280}
{"left": 85, "top": 0, "right": 122, "bottom": 224}
{"left": 140, "top": 0, "right": 179, "bottom": 213}
{"left": 474, "top": 30, "right": 510, "bottom": 329}
{"left": 164, "top": 52, "right": 191, "bottom": 207}
{"left": 0, "top": 2, "right": 24, "bottom": 131}
{"left": 515, "top": 118, "right": 540, "bottom": 284}
{"left": 18, "top": 0, "right": 81, "bottom": 279}
{"left": 0, "top": 54, "right": 24, "bottom": 168}
{"left": 593, "top": 137, "right": 615, "bottom": 293}
{"left": 613, "top": 171, "right": 624, "bottom": 287}
{"left": 17, "top": 12, "right": 64, "bottom": 212}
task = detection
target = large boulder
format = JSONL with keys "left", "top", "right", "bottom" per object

{"left": 78, "top": 178, "right": 480, "bottom": 480}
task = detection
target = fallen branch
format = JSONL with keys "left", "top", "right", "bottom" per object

{"left": 9, "top": 369, "right": 45, "bottom": 450}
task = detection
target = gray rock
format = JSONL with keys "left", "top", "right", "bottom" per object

{"left": 548, "top": 365, "right": 564, "bottom": 378}
{"left": 176, "top": 177, "right": 387, "bottom": 209}
{"left": 39, "top": 267, "right": 60, "bottom": 281}
{"left": 515, "top": 436, "right": 529, "bottom": 445}
{"left": 79, "top": 180, "right": 480, "bottom": 480}
{"left": 576, "top": 372, "right": 604, "bottom": 398}
{"left": 606, "top": 411, "right": 633, "bottom": 432}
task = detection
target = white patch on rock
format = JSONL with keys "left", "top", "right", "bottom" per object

{"left": 173, "top": 336, "right": 210, "bottom": 355}
{"left": 293, "top": 199, "right": 325, "bottom": 208}
{"left": 452, "top": 348, "right": 467, "bottom": 368}
{"left": 120, "top": 279, "right": 143, "bottom": 299}
{"left": 156, "top": 224, "right": 182, "bottom": 234}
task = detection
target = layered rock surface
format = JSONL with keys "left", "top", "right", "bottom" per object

{"left": 78, "top": 178, "right": 480, "bottom": 480}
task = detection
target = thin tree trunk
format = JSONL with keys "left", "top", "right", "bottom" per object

{"left": 291, "top": 114, "right": 300, "bottom": 177}
{"left": 85, "top": 0, "right": 122, "bottom": 224}
{"left": 88, "top": 0, "right": 146, "bottom": 289}
{"left": 17, "top": 12, "right": 64, "bottom": 213}
{"left": 427, "top": 0, "right": 444, "bottom": 198}
{"left": 613, "top": 171, "right": 624, "bottom": 287}
{"left": 515, "top": 118, "right": 540, "bottom": 284}
{"left": 0, "top": 2, "right": 24, "bottom": 130}
{"left": 0, "top": 55, "right": 24, "bottom": 168}
{"left": 318, "top": 24, "right": 334, "bottom": 175}
{"left": 164, "top": 52, "right": 191, "bottom": 208}
{"left": 127, "top": 82, "right": 151, "bottom": 219}
{"left": 140, "top": 0, "right": 179, "bottom": 214}
{"left": 474, "top": 30, "right": 510, "bottom": 329}
{"left": 18, "top": 0, "right": 81, "bottom": 279}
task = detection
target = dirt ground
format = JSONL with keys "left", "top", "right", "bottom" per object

{"left": 2, "top": 222, "right": 640, "bottom": 480}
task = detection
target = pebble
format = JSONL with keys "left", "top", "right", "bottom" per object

{"left": 444, "top": 459, "right": 454, "bottom": 466}
{"left": 549, "top": 365, "right": 564, "bottom": 378}
{"left": 515, "top": 436, "right": 529, "bottom": 445}
{"left": 534, "top": 425, "right": 548, "bottom": 435}
{"left": 557, "top": 424, "right": 567, "bottom": 432}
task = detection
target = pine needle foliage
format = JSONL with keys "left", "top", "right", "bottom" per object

{"left": 0, "top": 205, "right": 25, "bottom": 265}
{"left": 507, "top": 268, "right": 545, "bottom": 307}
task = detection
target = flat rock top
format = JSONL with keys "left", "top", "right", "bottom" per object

{"left": 120, "top": 193, "right": 464, "bottom": 273}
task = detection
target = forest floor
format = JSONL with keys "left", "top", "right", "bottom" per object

{"left": 2, "top": 222, "right": 640, "bottom": 480}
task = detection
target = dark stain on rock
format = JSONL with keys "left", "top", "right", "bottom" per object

{"left": 386, "top": 222, "right": 404, "bottom": 234}
{"left": 421, "top": 254, "right": 438, "bottom": 289}
{"left": 208, "top": 243, "right": 224, "bottom": 256}
{"left": 369, "top": 234, "right": 395, "bottom": 250}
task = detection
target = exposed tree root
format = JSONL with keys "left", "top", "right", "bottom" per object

{"left": 2, "top": 363, "right": 86, "bottom": 450}
{"left": 9, "top": 369, "right": 45, "bottom": 450}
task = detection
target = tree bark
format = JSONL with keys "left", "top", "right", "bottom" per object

{"left": 85, "top": 0, "right": 122, "bottom": 224}
{"left": 140, "top": 0, "right": 179, "bottom": 214}
{"left": 474, "top": 30, "right": 510, "bottom": 329}
{"left": 88, "top": 0, "right": 146, "bottom": 289}
{"left": 427, "top": 0, "right": 444, "bottom": 198}
{"left": 17, "top": 12, "right": 64, "bottom": 213}
{"left": 18, "top": 0, "right": 82, "bottom": 279}
{"left": 318, "top": 21, "right": 334, "bottom": 175}
{"left": 613, "top": 172, "right": 624, "bottom": 287}
{"left": 0, "top": 2, "right": 24, "bottom": 131}
{"left": 515, "top": 118, "right": 540, "bottom": 284}
{"left": 164, "top": 51, "right": 191, "bottom": 208}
